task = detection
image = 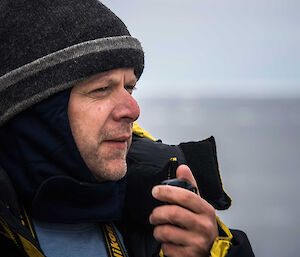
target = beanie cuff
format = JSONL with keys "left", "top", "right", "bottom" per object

{"left": 0, "top": 36, "right": 144, "bottom": 125}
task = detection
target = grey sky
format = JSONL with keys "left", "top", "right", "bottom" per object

{"left": 102, "top": 0, "right": 300, "bottom": 98}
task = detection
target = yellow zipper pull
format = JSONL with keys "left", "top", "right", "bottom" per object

{"left": 167, "top": 157, "right": 178, "bottom": 179}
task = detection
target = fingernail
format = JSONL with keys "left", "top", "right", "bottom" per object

{"left": 152, "top": 186, "right": 159, "bottom": 197}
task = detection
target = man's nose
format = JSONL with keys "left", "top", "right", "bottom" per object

{"left": 112, "top": 89, "right": 140, "bottom": 123}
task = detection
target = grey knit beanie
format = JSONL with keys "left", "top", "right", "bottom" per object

{"left": 0, "top": 0, "right": 144, "bottom": 125}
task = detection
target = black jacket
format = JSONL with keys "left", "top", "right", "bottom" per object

{"left": 0, "top": 133, "right": 254, "bottom": 257}
{"left": 121, "top": 134, "right": 254, "bottom": 257}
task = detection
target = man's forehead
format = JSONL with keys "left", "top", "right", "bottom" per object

{"left": 89, "top": 68, "right": 136, "bottom": 83}
{"left": 75, "top": 68, "right": 137, "bottom": 89}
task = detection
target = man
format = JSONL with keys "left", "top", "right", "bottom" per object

{"left": 0, "top": 1, "right": 254, "bottom": 256}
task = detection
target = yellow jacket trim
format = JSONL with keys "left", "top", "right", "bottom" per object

{"left": 132, "top": 123, "right": 156, "bottom": 141}
{"left": 216, "top": 166, "right": 232, "bottom": 209}
{"left": 203, "top": 137, "right": 232, "bottom": 210}
{"left": 18, "top": 234, "right": 45, "bottom": 257}
{"left": 23, "top": 208, "right": 36, "bottom": 239}
{"left": 210, "top": 217, "right": 233, "bottom": 257}
{"left": 159, "top": 249, "right": 164, "bottom": 257}
{"left": 0, "top": 216, "right": 18, "bottom": 246}
{"left": 0, "top": 216, "right": 45, "bottom": 257}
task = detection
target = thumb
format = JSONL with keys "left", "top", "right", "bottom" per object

{"left": 176, "top": 164, "right": 198, "bottom": 190}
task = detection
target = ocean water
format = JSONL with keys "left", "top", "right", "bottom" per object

{"left": 136, "top": 97, "right": 300, "bottom": 257}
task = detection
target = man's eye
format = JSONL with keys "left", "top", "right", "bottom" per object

{"left": 87, "top": 86, "right": 110, "bottom": 98}
{"left": 125, "top": 85, "right": 136, "bottom": 94}
{"left": 92, "top": 87, "right": 108, "bottom": 93}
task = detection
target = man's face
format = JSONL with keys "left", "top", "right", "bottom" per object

{"left": 68, "top": 68, "right": 140, "bottom": 181}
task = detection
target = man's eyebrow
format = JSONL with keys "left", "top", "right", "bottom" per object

{"left": 90, "top": 73, "right": 137, "bottom": 86}
{"left": 91, "top": 75, "right": 116, "bottom": 86}
{"left": 95, "top": 74, "right": 112, "bottom": 83}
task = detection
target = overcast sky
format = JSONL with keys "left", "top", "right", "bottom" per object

{"left": 102, "top": 0, "right": 300, "bottom": 98}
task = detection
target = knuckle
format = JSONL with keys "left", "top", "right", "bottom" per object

{"left": 202, "top": 220, "right": 213, "bottom": 233}
{"left": 153, "top": 225, "right": 171, "bottom": 242}
{"left": 191, "top": 216, "right": 202, "bottom": 229}
{"left": 206, "top": 204, "right": 216, "bottom": 217}
{"left": 168, "top": 206, "right": 181, "bottom": 224}
{"left": 193, "top": 216, "right": 216, "bottom": 236}
{"left": 161, "top": 225, "right": 171, "bottom": 238}
{"left": 191, "top": 237, "right": 209, "bottom": 254}
{"left": 153, "top": 226, "right": 162, "bottom": 241}
{"left": 203, "top": 219, "right": 218, "bottom": 240}
{"left": 151, "top": 206, "right": 160, "bottom": 217}
{"left": 150, "top": 206, "right": 167, "bottom": 224}
{"left": 181, "top": 191, "right": 194, "bottom": 203}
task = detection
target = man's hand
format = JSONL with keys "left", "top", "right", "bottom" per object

{"left": 149, "top": 165, "right": 218, "bottom": 257}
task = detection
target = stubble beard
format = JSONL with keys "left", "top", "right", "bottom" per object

{"left": 81, "top": 128, "right": 132, "bottom": 182}
{"left": 91, "top": 145, "right": 128, "bottom": 182}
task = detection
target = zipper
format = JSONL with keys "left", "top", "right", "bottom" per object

{"left": 167, "top": 157, "right": 178, "bottom": 179}
{"left": 0, "top": 216, "right": 20, "bottom": 248}
{"left": 0, "top": 215, "right": 46, "bottom": 257}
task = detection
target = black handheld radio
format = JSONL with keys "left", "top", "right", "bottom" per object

{"left": 160, "top": 158, "right": 197, "bottom": 194}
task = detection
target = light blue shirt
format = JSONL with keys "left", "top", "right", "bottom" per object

{"left": 33, "top": 219, "right": 126, "bottom": 257}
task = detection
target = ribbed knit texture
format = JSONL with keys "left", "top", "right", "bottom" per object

{"left": 0, "top": 0, "right": 144, "bottom": 125}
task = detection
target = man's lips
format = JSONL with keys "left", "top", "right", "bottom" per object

{"left": 105, "top": 135, "right": 131, "bottom": 142}
{"left": 102, "top": 135, "right": 131, "bottom": 148}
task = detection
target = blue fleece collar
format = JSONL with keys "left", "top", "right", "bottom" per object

{"left": 0, "top": 89, "right": 126, "bottom": 223}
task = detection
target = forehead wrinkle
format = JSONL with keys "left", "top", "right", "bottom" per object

{"left": 91, "top": 72, "right": 114, "bottom": 84}
{"left": 89, "top": 73, "right": 121, "bottom": 88}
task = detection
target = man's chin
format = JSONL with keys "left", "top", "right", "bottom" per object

{"left": 91, "top": 159, "right": 127, "bottom": 182}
